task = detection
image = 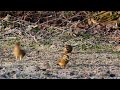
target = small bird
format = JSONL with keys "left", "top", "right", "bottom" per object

{"left": 13, "top": 42, "right": 25, "bottom": 60}
{"left": 57, "top": 54, "right": 69, "bottom": 68}
{"left": 63, "top": 45, "right": 73, "bottom": 54}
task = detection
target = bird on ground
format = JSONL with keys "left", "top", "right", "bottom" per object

{"left": 63, "top": 45, "right": 73, "bottom": 54}
{"left": 13, "top": 42, "right": 25, "bottom": 60}
{"left": 57, "top": 54, "right": 69, "bottom": 68}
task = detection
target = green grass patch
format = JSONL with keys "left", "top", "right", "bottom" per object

{"left": 0, "top": 37, "right": 21, "bottom": 48}
{"left": 80, "top": 42, "right": 113, "bottom": 53}
{"left": 31, "top": 27, "right": 40, "bottom": 33}
{"left": 81, "top": 33, "right": 93, "bottom": 40}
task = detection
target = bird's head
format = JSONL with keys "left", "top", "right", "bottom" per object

{"left": 15, "top": 42, "right": 20, "bottom": 46}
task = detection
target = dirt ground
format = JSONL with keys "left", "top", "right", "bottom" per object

{"left": 0, "top": 43, "right": 120, "bottom": 79}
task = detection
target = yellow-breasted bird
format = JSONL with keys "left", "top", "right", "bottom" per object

{"left": 13, "top": 42, "right": 25, "bottom": 60}
{"left": 57, "top": 54, "right": 69, "bottom": 68}
{"left": 63, "top": 45, "right": 73, "bottom": 54}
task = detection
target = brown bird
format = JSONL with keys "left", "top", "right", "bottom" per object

{"left": 13, "top": 42, "right": 25, "bottom": 60}
{"left": 57, "top": 54, "right": 69, "bottom": 68}
{"left": 63, "top": 45, "right": 73, "bottom": 54}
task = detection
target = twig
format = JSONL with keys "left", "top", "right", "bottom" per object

{"left": 30, "top": 33, "right": 38, "bottom": 43}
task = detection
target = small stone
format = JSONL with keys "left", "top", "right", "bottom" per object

{"left": 106, "top": 56, "right": 111, "bottom": 59}
{"left": 36, "top": 51, "right": 40, "bottom": 54}
{"left": 89, "top": 73, "right": 94, "bottom": 77}
{"left": 109, "top": 74, "right": 115, "bottom": 77}
{"left": 11, "top": 71, "right": 16, "bottom": 74}
{"left": 35, "top": 66, "right": 41, "bottom": 71}
{"left": 0, "top": 66, "right": 3, "bottom": 70}
{"left": 70, "top": 72, "right": 75, "bottom": 76}
{"left": 41, "top": 69, "right": 46, "bottom": 71}
{"left": 7, "top": 72, "right": 11, "bottom": 76}
{"left": 70, "top": 71, "right": 78, "bottom": 76}
{"left": 106, "top": 71, "right": 110, "bottom": 74}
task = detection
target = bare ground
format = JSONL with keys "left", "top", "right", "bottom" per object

{"left": 0, "top": 42, "right": 120, "bottom": 79}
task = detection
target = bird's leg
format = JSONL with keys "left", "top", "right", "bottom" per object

{"left": 20, "top": 56, "right": 22, "bottom": 60}
{"left": 16, "top": 56, "right": 18, "bottom": 60}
